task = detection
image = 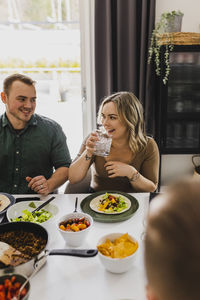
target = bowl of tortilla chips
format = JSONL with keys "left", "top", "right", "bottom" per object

{"left": 97, "top": 232, "right": 138, "bottom": 273}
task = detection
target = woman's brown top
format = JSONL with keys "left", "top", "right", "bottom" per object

{"left": 77, "top": 136, "right": 159, "bottom": 193}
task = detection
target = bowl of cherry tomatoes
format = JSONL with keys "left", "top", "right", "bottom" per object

{"left": 0, "top": 273, "right": 30, "bottom": 300}
{"left": 57, "top": 212, "right": 93, "bottom": 247}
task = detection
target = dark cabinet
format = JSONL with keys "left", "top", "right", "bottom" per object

{"left": 155, "top": 45, "right": 200, "bottom": 154}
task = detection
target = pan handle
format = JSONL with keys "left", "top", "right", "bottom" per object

{"left": 47, "top": 249, "right": 98, "bottom": 257}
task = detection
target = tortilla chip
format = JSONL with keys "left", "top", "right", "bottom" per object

{"left": 97, "top": 233, "right": 138, "bottom": 258}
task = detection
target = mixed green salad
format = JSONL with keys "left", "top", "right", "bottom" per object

{"left": 12, "top": 202, "right": 52, "bottom": 224}
{"left": 98, "top": 193, "right": 127, "bottom": 213}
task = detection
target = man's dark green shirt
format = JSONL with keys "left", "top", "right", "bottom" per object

{"left": 0, "top": 113, "right": 71, "bottom": 194}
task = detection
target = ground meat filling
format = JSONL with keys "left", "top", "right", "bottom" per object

{"left": 0, "top": 230, "right": 47, "bottom": 266}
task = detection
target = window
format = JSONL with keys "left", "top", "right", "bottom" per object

{"left": 0, "top": 0, "right": 84, "bottom": 159}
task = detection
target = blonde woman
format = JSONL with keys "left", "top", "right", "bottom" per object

{"left": 69, "top": 91, "right": 159, "bottom": 192}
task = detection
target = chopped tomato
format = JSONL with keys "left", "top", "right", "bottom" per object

{"left": 59, "top": 216, "right": 90, "bottom": 232}
{"left": 0, "top": 277, "right": 27, "bottom": 300}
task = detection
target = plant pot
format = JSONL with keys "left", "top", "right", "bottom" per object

{"left": 165, "top": 15, "right": 183, "bottom": 32}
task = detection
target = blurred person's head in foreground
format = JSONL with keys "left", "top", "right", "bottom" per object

{"left": 145, "top": 177, "right": 200, "bottom": 300}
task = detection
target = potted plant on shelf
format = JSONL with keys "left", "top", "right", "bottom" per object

{"left": 148, "top": 10, "right": 184, "bottom": 85}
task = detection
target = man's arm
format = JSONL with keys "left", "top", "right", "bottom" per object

{"left": 27, "top": 166, "right": 69, "bottom": 195}
{"left": 47, "top": 166, "right": 69, "bottom": 193}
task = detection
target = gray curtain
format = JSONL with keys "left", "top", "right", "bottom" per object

{"left": 95, "top": 0, "right": 156, "bottom": 135}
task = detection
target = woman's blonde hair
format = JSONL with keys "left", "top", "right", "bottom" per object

{"left": 97, "top": 91, "right": 147, "bottom": 152}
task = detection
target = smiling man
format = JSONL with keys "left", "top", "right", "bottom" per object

{"left": 0, "top": 73, "right": 71, "bottom": 195}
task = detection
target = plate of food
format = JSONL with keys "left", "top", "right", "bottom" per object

{"left": 81, "top": 191, "right": 139, "bottom": 223}
{"left": 89, "top": 192, "right": 131, "bottom": 214}
{"left": 0, "top": 193, "right": 16, "bottom": 217}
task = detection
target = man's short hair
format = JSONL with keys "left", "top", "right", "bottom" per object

{"left": 145, "top": 178, "right": 200, "bottom": 300}
{"left": 3, "top": 73, "right": 36, "bottom": 96}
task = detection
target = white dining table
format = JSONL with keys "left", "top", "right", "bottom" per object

{"left": 13, "top": 193, "right": 150, "bottom": 300}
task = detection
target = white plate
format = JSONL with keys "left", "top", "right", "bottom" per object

{"left": 89, "top": 193, "right": 131, "bottom": 215}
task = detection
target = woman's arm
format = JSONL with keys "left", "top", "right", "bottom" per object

{"left": 69, "top": 132, "right": 98, "bottom": 184}
{"left": 128, "top": 138, "right": 160, "bottom": 192}
{"left": 128, "top": 166, "right": 158, "bottom": 192}
{"left": 104, "top": 161, "right": 157, "bottom": 192}
{"left": 104, "top": 138, "right": 160, "bottom": 193}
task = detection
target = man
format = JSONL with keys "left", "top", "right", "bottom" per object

{"left": 145, "top": 178, "right": 200, "bottom": 300}
{"left": 0, "top": 73, "right": 71, "bottom": 195}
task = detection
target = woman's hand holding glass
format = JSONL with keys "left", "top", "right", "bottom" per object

{"left": 85, "top": 132, "right": 99, "bottom": 156}
{"left": 86, "top": 129, "right": 112, "bottom": 157}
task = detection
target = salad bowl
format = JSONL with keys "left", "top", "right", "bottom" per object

{"left": 6, "top": 200, "right": 59, "bottom": 238}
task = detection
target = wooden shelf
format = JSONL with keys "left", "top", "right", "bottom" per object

{"left": 157, "top": 32, "right": 200, "bottom": 45}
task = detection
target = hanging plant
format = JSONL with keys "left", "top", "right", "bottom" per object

{"left": 148, "top": 10, "right": 184, "bottom": 84}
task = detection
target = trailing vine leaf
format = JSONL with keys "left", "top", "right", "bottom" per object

{"left": 148, "top": 10, "right": 183, "bottom": 85}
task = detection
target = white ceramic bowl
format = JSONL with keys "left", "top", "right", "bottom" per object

{"left": 6, "top": 200, "right": 59, "bottom": 235}
{"left": 57, "top": 212, "right": 93, "bottom": 247}
{"left": 97, "top": 232, "right": 139, "bottom": 273}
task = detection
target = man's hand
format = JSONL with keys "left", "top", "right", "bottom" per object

{"left": 26, "top": 175, "right": 50, "bottom": 195}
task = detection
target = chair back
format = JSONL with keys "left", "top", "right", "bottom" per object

{"left": 64, "top": 169, "right": 91, "bottom": 194}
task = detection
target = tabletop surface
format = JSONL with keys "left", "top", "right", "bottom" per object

{"left": 5, "top": 193, "right": 150, "bottom": 300}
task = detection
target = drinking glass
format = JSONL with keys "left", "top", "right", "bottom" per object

{"left": 93, "top": 128, "right": 112, "bottom": 157}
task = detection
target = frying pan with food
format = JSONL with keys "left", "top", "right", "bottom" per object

{"left": 0, "top": 221, "right": 98, "bottom": 276}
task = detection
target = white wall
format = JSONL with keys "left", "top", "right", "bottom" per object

{"left": 156, "top": 0, "right": 200, "bottom": 186}
{"left": 156, "top": 0, "right": 200, "bottom": 32}
{"left": 161, "top": 155, "right": 195, "bottom": 186}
